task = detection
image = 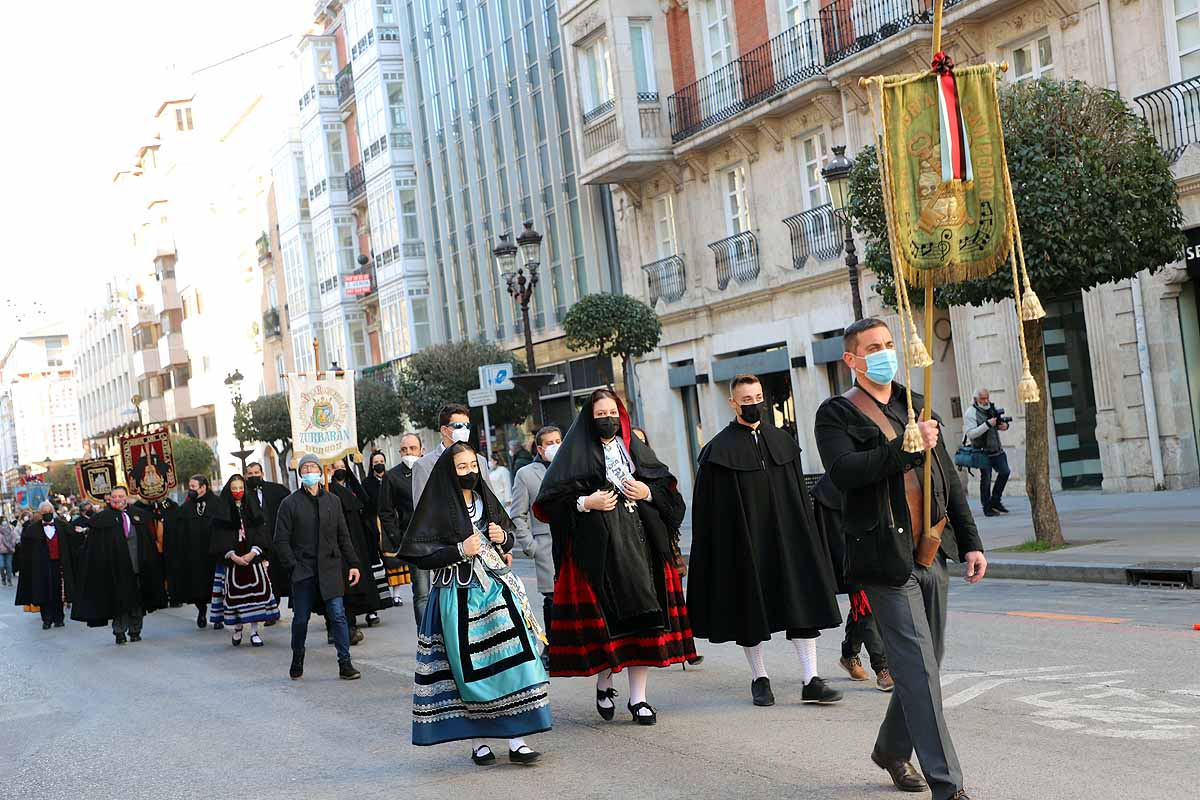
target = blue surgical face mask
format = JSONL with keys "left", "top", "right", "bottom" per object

{"left": 300, "top": 473, "right": 322, "bottom": 488}
{"left": 854, "top": 348, "right": 899, "bottom": 385}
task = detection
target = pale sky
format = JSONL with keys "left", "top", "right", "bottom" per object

{"left": 0, "top": 0, "right": 313, "bottom": 349}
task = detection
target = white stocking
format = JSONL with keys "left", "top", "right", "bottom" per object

{"left": 627, "top": 666, "right": 649, "bottom": 709}
{"left": 743, "top": 644, "right": 768, "bottom": 680}
{"left": 793, "top": 638, "right": 819, "bottom": 684}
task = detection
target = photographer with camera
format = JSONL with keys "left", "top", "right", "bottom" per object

{"left": 964, "top": 389, "right": 1012, "bottom": 517}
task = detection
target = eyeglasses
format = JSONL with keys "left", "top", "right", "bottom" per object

{"left": 447, "top": 421, "right": 471, "bottom": 430}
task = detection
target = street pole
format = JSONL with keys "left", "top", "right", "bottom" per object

{"left": 481, "top": 402, "right": 493, "bottom": 463}
{"left": 519, "top": 296, "right": 544, "bottom": 428}
{"left": 843, "top": 216, "right": 864, "bottom": 321}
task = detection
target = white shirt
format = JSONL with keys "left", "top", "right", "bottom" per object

{"left": 44, "top": 523, "right": 57, "bottom": 540}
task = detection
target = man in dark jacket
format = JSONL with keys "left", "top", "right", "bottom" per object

{"left": 273, "top": 454, "right": 362, "bottom": 681}
{"left": 815, "top": 317, "right": 986, "bottom": 800}
{"left": 15, "top": 501, "right": 75, "bottom": 629}
{"left": 377, "top": 434, "right": 421, "bottom": 607}
{"left": 245, "top": 462, "right": 291, "bottom": 601}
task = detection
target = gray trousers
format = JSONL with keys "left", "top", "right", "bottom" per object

{"left": 864, "top": 557, "right": 963, "bottom": 800}
{"left": 112, "top": 606, "right": 144, "bottom": 637}
{"left": 410, "top": 567, "right": 430, "bottom": 625}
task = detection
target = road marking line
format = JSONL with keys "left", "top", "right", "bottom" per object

{"left": 1006, "top": 611, "right": 1128, "bottom": 624}
{"left": 943, "top": 678, "right": 1015, "bottom": 708}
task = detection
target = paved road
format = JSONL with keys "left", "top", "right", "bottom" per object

{"left": 2, "top": 560, "right": 1197, "bottom": 799}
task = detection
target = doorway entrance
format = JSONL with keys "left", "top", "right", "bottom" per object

{"left": 1042, "top": 297, "right": 1103, "bottom": 488}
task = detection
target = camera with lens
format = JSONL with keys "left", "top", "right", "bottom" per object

{"left": 989, "top": 406, "right": 1013, "bottom": 425}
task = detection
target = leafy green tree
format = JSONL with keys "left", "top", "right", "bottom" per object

{"left": 47, "top": 462, "right": 79, "bottom": 498}
{"left": 246, "top": 392, "right": 293, "bottom": 480}
{"left": 396, "top": 341, "right": 530, "bottom": 431}
{"left": 562, "top": 293, "right": 663, "bottom": 425}
{"left": 172, "top": 434, "right": 217, "bottom": 484}
{"left": 356, "top": 378, "right": 408, "bottom": 451}
{"left": 847, "top": 79, "right": 1184, "bottom": 546}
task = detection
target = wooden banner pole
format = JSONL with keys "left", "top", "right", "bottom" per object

{"left": 922, "top": 0, "right": 946, "bottom": 537}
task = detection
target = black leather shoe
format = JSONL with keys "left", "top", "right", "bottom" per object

{"left": 289, "top": 650, "right": 305, "bottom": 680}
{"left": 213, "top": 621, "right": 224, "bottom": 631}
{"left": 53, "top": 621, "right": 64, "bottom": 628}
{"left": 686, "top": 655, "right": 705, "bottom": 666}
{"left": 129, "top": 633, "right": 141, "bottom": 642}
{"left": 751, "top": 677, "right": 775, "bottom": 707}
{"left": 42, "top": 622, "right": 52, "bottom": 630}
{"left": 471, "top": 745, "right": 496, "bottom": 766}
{"left": 339, "top": 659, "right": 361, "bottom": 680}
{"left": 627, "top": 701, "right": 657, "bottom": 725}
{"left": 871, "top": 748, "right": 929, "bottom": 792}
{"left": 991, "top": 501, "right": 1010, "bottom": 513}
{"left": 801, "top": 676, "right": 844, "bottom": 704}
{"left": 196, "top": 610, "right": 207, "bottom": 629}
{"left": 595, "top": 687, "right": 618, "bottom": 721}
{"left": 983, "top": 507, "right": 999, "bottom": 517}
{"left": 115, "top": 633, "right": 128, "bottom": 645}
{"left": 508, "top": 746, "right": 541, "bottom": 764}
{"left": 365, "top": 612, "right": 380, "bottom": 627}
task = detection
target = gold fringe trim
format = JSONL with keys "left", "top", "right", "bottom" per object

{"left": 1020, "top": 287, "right": 1045, "bottom": 321}
{"left": 902, "top": 418, "right": 925, "bottom": 454}
{"left": 1018, "top": 365, "right": 1041, "bottom": 404}
{"left": 907, "top": 335, "right": 934, "bottom": 369}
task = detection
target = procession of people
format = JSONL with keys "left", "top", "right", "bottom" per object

{"left": 6, "top": 334, "right": 986, "bottom": 799}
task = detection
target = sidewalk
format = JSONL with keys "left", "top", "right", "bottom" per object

{"left": 679, "top": 487, "right": 1200, "bottom": 587}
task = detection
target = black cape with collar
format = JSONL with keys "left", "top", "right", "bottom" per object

{"left": 378, "top": 463, "right": 416, "bottom": 553}
{"left": 132, "top": 498, "right": 178, "bottom": 601}
{"left": 14, "top": 518, "right": 76, "bottom": 606}
{"left": 70, "top": 506, "right": 167, "bottom": 627}
{"left": 329, "top": 478, "right": 386, "bottom": 615}
{"left": 688, "top": 420, "right": 841, "bottom": 646}
{"left": 533, "top": 391, "right": 680, "bottom": 637}
{"left": 172, "top": 494, "right": 218, "bottom": 606}
{"left": 400, "top": 446, "right": 514, "bottom": 564}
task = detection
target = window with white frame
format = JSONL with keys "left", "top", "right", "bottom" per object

{"left": 303, "top": 130, "right": 327, "bottom": 188}
{"left": 411, "top": 296, "right": 432, "bottom": 349}
{"left": 323, "top": 320, "right": 346, "bottom": 367}
{"left": 380, "top": 288, "right": 411, "bottom": 360}
{"left": 316, "top": 44, "right": 336, "bottom": 82}
{"left": 377, "top": 0, "right": 396, "bottom": 25}
{"left": 1173, "top": 1, "right": 1200, "bottom": 78}
{"left": 1011, "top": 34, "right": 1054, "bottom": 82}
{"left": 368, "top": 185, "right": 399, "bottom": 257}
{"left": 283, "top": 237, "right": 308, "bottom": 315}
{"left": 292, "top": 330, "right": 310, "bottom": 371}
{"left": 358, "top": 84, "right": 387, "bottom": 153}
{"left": 345, "top": 0, "right": 373, "bottom": 47}
{"left": 387, "top": 81, "right": 407, "bottom": 129}
{"left": 327, "top": 129, "right": 347, "bottom": 175}
{"left": 700, "top": 0, "right": 734, "bottom": 73}
{"left": 266, "top": 277, "right": 278, "bottom": 309}
{"left": 800, "top": 132, "right": 828, "bottom": 210}
{"left": 336, "top": 218, "right": 357, "bottom": 274}
{"left": 723, "top": 164, "right": 751, "bottom": 235}
{"left": 400, "top": 189, "right": 420, "bottom": 240}
{"left": 779, "top": 0, "right": 817, "bottom": 30}
{"left": 348, "top": 319, "right": 369, "bottom": 368}
{"left": 314, "top": 222, "right": 337, "bottom": 294}
{"left": 630, "top": 21, "right": 656, "bottom": 96}
{"left": 578, "top": 34, "right": 614, "bottom": 114}
{"left": 653, "top": 194, "right": 677, "bottom": 259}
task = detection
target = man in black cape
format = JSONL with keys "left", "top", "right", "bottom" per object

{"left": 15, "top": 501, "right": 76, "bottom": 629}
{"left": 377, "top": 433, "right": 423, "bottom": 607}
{"left": 329, "top": 461, "right": 387, "bottom": 639}
{"left": 245, "top": 462, "right": 291, "bottom": 604}
{"left": 71, "top": 486, "right": 167, "bottom": 643}
{"left": 688, "top": 373, "right": 843, "bottom": 707}
{"left": 131, "top": 495, "right": 178, "bottom": 605}
{"left": 170, "top": 475, "right": 221, "bottom": 629}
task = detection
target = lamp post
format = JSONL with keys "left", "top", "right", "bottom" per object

{"left": 493, "top": 222, "right": 556, "bottom": 428}
{"left": 223, "top": 369, "right": 254, "bottom": 474}
{"left": 821, "top": 145, "right": 864, "bottom": 322}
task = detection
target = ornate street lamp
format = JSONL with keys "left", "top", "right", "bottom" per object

{"left": 493, "top": 222, "right": 555, "bottom": 428}
{"left": 821, "top": 145, "right": 864, "bottom": 322}
{"left": 224, "top": 369, "right": 253, "bottom": 473}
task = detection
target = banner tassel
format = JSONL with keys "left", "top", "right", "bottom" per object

{"left": 902, "top": 412, "right": 925, "bottom": 454}
{"left": 1018, "top": 364, "right": 1041, "bottom": 404}
{"left": 1020, "top": 286, "right": 1046, "bottom": 321}
{"left": 907, "top": 334, "right": 934, "bottom": 369}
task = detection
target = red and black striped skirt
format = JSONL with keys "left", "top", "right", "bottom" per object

{"left": 549, "top": 546, "right": 697, "bottom": 677}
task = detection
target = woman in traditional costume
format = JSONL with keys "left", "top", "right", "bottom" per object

{"left": 533, "top": 389, "right": 697, "bottom": 725}
{"left": 208, "top": 475, "right": 280, "bottom": 646}
{"left": 400, "top": 442, "right": 550, "bottom": 765}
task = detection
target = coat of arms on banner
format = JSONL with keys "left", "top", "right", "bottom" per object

{"left": 288, "top": 371, "right": 360, "bottom": 465}
{"left": 76, "top": 457, "right": 118, "bottom": 503}
{"left": 119, "top": 427, "right": 178, "bottom": 501}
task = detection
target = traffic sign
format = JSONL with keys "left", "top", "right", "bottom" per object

{"left": 467, "top": 387, "right": 497, "bottom": 407}
{"left": 479, "top": 362, "right": 515, "bottom": 391}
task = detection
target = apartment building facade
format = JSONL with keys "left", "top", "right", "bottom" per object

{"left": 558, "top": 0, "right": 1200, "bottom": 498}
{"left": 75, "top": 282, "right": 140, "bottom": 456}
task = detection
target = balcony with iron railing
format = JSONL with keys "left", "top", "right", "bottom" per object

{"left": 783, "top": 205, "right": 843, "bottom": 269}
{"left": 668, "top": 19, "right": 823, "bottom": 144}
{"left": 337, "top": 63, "right": 355, "bottom": 109}
{"left": 642, "top": 255, "right": 687, "bottom": 306}
{"left": 818, "top": 0, "right": 934, "bottom": 66}
{"left": 708, "top": 231, "right": 760, "bottom": 290}
{"left": 256, "top": 232, "right": 271, "bottom": 264}
{"left": 347, "top": 162, "right": 367, "bottom": 203}
{"left": 1134, "top": 76, "right": 1200, "bottom": 163}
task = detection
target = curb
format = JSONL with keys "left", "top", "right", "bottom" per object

{"left": 945, "top": 560, "right": 1200, "bottom": 588}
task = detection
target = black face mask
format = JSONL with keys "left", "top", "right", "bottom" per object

{"left": 187, "top": 489, "right": 199, "bottom": 501}
{"left": 42, "top": 513, "right": 54, "bottom": 523}
{"left": 738, "top": 402, "right": 764, "bottom": 424}
{"left": 457, "top": 472, "right": 479, "bottom": 490}
{"left": 332, "top": 469, "right": 349, "bottom": 483}
{"left": 372, "top": 463, "right": 386, "bottom": 474}
{"left": 594, "top": 416, "right": 621, "bottom": 440}
{"left": 245, "top": 476, "right": 263, "bottom": 490}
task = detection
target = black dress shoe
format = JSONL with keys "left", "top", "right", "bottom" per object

{"left": 751, "top": 677, "right": 775, "bottom": 707}
{"left": 508, "top": 746, "right": 541, "bottom": 764}
{"left": 129, "top": 633, "right": 141, "bottom": 642}
{"left": 627, "top": 701, "right": 657, "bottom": 725}
{"left": 991, "top": 500, "right": 1010, "bottom": 513}
{"left": 196, "top": 610, "right": 207, "bottom": 629}
{"left": 42, "top": 622, "right": 52, "bottom": 630}
{"left": 871, "top": 748, "right": 929, "bottom": 792}
{"left": 595, "top": 687, "right": 618, "bottom": 721}
{"left": 53, "top": 621, "right": 64, "bottom": 628}
{"left": 289, "top": 650, "right": 305, "bottom": 680}
{"left": 686, "top": 655, "right": 705, "bottom": 666}
{"left": 115, "top": 633, "right": 128, "bottom": 645}
{"left": 801, "top": 676, "right": 844, "bottom": 704}
{"left": 471, "top": 745, "right": 496, "bottom": 766}
{"left": 338, "top": 659, "right": 361, "bottom": 680}
{"left": 983, "top": 508, "right": 999, "bottom": 517}
{"left": 212, "top": 621, "right": 224, "bottom": 631}
{"left": 365, "top": 612, "right": 380, "bottom": 627}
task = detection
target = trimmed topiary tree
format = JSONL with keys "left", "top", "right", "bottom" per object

{"left": 395, "top": 341, "right": 530, "bottom": 432}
